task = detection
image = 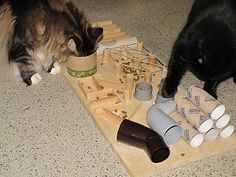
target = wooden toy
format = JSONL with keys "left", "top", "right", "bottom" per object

{"left": 61, "top": 21, "right": 236, "bottom": 177}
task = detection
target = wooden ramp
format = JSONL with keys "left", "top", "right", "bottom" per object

{"left": 61, "top": 21, "right": 236, "bottom": 177}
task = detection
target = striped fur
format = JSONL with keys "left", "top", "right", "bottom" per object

{"left": 0, "top": 0, "right": 103, "bottom": 85}
{"left": 0, "top": 2, "right": 15, "bottom": 80}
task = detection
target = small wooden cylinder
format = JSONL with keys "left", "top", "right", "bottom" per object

{"left": 137, "top": 42, "right": 143, "bottom": 51}
{"left": 148, "top": 54, "right": 156, "bottom": 65}
{"left": 144, "top": 73, "right": 152, "bottom": 83}
{"left": 124, "top": 89, "right": 132, "bottom": 102}
{"left": 102, "top": 48, "right": 110, "bottom": 64}
{"left": 125, "top": 73, "right": 134, "bottom": 89}
{"left": 114, "top": 62, "right": 121, "bottom": 77}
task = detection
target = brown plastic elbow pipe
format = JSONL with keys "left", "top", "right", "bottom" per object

{"left": 117, "top": 119, "right": 170, "bottom": 163}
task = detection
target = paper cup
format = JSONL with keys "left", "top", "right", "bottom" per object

{"left": 147, "top": 105, "right": 182, "bottom": 145}
{"left": 175, "top": 97, "right": 214, "bottom": 133}
{"left": 186, "top": 86, "right": 225, "bottom": 120}
{"left": 171, "top": 111, "right": 204, "bottom": 148}
{"left": 220, "top": 125, "right": 235, "bottom": 138}
{"left": 215, "top": 114, "right": 231, "bottom": 128}
{"left": 67, "top": 52, "right": 97, "bottom": 78}
{"left": 152, "top": 100, "right": 176, "bottom": 114}
{"left": 204, "top": 127, "right": 220, "bottom": 142}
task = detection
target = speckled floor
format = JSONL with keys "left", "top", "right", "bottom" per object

{"left": 0, "top": 0, "right": 236, "bottom": 177}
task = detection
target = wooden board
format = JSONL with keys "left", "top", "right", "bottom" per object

{"left": 61, "top": 21, "right": 236, "bottom": 177}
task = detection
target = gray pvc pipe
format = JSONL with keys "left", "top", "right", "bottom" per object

{"left": 147, "top": 105, "right": 183, "bottom": 145}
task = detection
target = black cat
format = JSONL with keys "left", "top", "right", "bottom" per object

{"left": 161, "top": 0, "right": 236, "bottom": 99}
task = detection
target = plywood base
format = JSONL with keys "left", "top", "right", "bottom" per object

{"left": 61, "top": 21, "right": 236, "bottom": 177}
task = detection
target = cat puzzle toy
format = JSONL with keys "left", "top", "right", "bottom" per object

{"left": 61, "top": 21, "right": 236, "bottom": 176}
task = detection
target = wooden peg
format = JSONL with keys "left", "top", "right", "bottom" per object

{"left": 125, "top": 73, "right": 134, "bottom": 89}
{"left": 148, "top": 53, "right": 156, "bottom": 66}
{"left": 123, "top": 88, "right": 132, "bottom": 102}
{"left": 128, "top": 103, "right": 142, "bottom": 120}
{"left": 137, "top": 42, "right": 143, "bottom": 51}
{"left": 144, "top": 73, "right": 152, "bottom": 83}
{"left": 102, "top": 48, "right": 110, "bottom": 64}
{"left": 114, "top": 61, "right": 121, "bottom": 77}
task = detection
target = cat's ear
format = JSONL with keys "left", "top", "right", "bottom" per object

{"left": 47, "top": 0, "right": 69, "bottom": 12}
{"left": 67, "top": 37, "right": 81, "bottom": 55}
{"left": 68, "top": 39, "right": 77, "bottom": 52}
{"left": 88, "top": 27, "right": 103, "bottom": 42}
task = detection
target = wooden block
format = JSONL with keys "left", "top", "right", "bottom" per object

{"left": 103, "top": 108, "right": 124, "bottom": 123}
{"left": 86, "top": 88, "right": 114, "bottom": 101}
{"left": 103, "top": 28, "right": 121, "bottom": 35}
{"left": 95, "top": 78, "right": 123, "bottom": 91}
{"left": 92, "top": 20, "right": 113, "bottom": 27}
{"left": 90, "top": 95, "right": 120, "bottom": 109}
{"left": 95, "top": 102, "right": 124, "bottom": 114}
{"left": 92, "top": 76, "right": 103, "bottom": 90}
{"left": 103, "top": 32, "right": 127, "bottom": 41}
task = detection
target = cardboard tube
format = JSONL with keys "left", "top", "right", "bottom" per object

{"left": 67, "top": 52, "right": 97, "bottom": 78}
{"left": 204, "top": 127, "right": 220, "bottom": 142}
{"left": 215, "top": 114, "right": 231, "bottom": 129}
{"left": 220, "top": 125, "right": 235, "bottom": 138}
{"left": 171, "top": 111, "right": 204, "bottom": 148}
{"left": 175, "top": 97, "right": 214, "bottom": 133}
{"left": 117, "top": 119, "right": 170, "bottom": 163}
{"left": 147, "top": 106, "right": 182, "bottom": 145}
{"left": 186, "top": 86, "right": 225, "bottom": 120}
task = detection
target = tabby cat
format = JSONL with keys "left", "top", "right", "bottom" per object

{"left": 0, "top": 0, "right": 103, "bottom": 85}
{"left": 160, "top": 0, "right": 236, "bottom": 99}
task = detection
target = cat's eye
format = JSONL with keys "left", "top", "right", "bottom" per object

{"left": 198, "top": 58, "right": 203, "bottom": 64}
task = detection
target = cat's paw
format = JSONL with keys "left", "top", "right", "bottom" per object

{"left": 31, "top": 73, "right": 42, "bottom": 85}
{"left": 49, "top": 62, "right": 61, "bottom": 75}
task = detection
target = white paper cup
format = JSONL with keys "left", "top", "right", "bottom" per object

{"left": 147, "top": 106, "right": 182, "bottom": 145}
{"left": 215, "top": 114, "right": 231, "bottom": 129}
{"left": 220, "top": 125, "right": 235, "bottom": 138}
{"left": 186, "top": 86, "right": 225, "bottom": 120}
{"left": 204, "top": 128, "right": 220, "bottom": 142}
{"left": 171, "top": 111, "right": 204, "bottom": 148}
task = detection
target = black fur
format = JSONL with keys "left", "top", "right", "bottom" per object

{"left": 161, "top": 0, "right": 236, "bottom": 99}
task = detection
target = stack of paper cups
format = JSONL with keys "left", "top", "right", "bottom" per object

{"left": 171, "top": 111, "right": 204, "bottom": 148}
{"left": 186, "top": 86, "right": 225, "bottom": 120}
{"left": 175, "top": 97, "right": 214, "bottom": 133}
